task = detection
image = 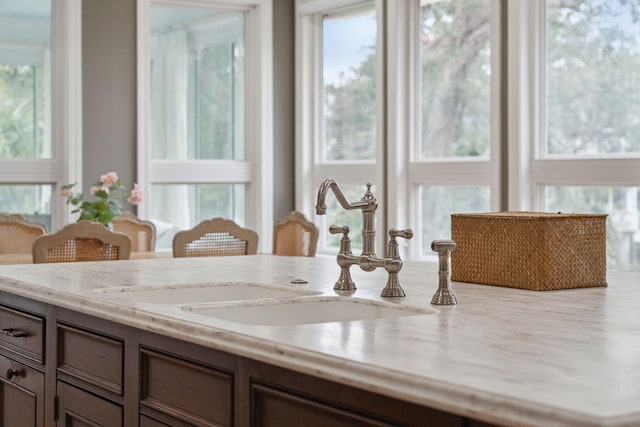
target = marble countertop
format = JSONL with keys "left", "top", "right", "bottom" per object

{"left": 0, "top": 255, "right": 638, "bottom": 427}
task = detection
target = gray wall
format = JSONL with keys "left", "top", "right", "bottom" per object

{"left": 272, "top": 0, "right": 295, "bottom": 221}
{"left": 80, "top": 0, "right": 296, "bottom": 219}
{"left": 82, "top": 0, "right": 137, "bottom": 193}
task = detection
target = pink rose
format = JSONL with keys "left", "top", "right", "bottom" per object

{"left": 59, "top": 189, "right": 72, "bottom": 197}
{"left": 90, "top": 185, "right": 108, "bottom": 195}
{"left": 128, "top": 183, "right": 144, "bottom": 205}
{"left": 100, "top": 171, "right": 118, "bottom": 187}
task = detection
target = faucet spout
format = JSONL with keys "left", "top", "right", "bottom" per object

{"left": 315, "top": 179, "right": 378, "bottom": 258}
{"left": 315, "top": 179, "right": 376, "bottom": 215}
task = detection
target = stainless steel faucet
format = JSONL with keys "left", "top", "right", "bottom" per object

{"left": 430, "top": 240, "right": 457, "bottom": 305}
{"left": 316, "top": 179, "right": 413, "bottom": 296}
{"left": 316, "top": 179, "right": 378, "bottom": 260}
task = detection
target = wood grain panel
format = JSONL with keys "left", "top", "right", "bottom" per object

{"left": 57, "top": 323, "right": 123, "bottom": 395}
{"left": 140, "top": 347, "right": 233, "bottom": 426}
{"left": 0, "top": 304, "right": 45, "bottom": 363}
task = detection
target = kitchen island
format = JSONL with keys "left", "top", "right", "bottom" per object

{"left": 0, "top": 255, "right": 638, "bottom": 426}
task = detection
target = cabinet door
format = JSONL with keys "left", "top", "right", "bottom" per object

{"left": 56, "top": 381, "right": 122, "bottom": 426}
{"left": 140, "top": 348, "right": 233, "bottom": 426}
{"left": 245, "top": 360, "right": 465, "bottom": 427}
{"left": 0, "top": 355, "right": 45, "bottom": 427}
{"left": 252, "top": 383, "right": 395, "bottom": 427}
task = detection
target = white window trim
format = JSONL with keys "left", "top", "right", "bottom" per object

{"left": 0, "top": 0, "right": 82, "bottom": 231}
{"left": 54, "top": 0, "right": 83, "bottom": 229}
{"left": 509, "top": 0, "right": 640, "bottom": 212}
{"left": 396, "top": 0, "right": 502, "bottom": 260}
{"left": 298, "top": 0, "right": 500, "bottom": 260}
{"left": 296, "top": 0, "right": 386, "bottom": 256}
{"left": 137, "top": 0, "right": 274, "bottom": 253}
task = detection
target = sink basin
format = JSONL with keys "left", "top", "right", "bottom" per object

{"left": 183, "top": 296, "right": 436, "bottom": 326}
{"left": 95, "top": 282, "right": 319, "bottom": 305}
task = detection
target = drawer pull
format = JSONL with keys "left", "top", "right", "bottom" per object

{"left": 6, "top": 368, "right": 21, "bottom": 380}
{"left": 1, "top": 328, "right": 28, "bottom": 338}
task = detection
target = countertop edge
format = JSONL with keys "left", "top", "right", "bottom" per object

{"left": 1, "top": 277, "right": 635, "bottom": 427}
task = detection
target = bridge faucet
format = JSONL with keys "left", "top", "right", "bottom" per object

{"left": 316, "top": 179, "right": 413, "bottom": 296}
{"left": 316, "top": 179, "right": 378, "bottom": 258}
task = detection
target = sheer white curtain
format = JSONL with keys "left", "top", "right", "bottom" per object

{"left": 150, "top": 29, "right": 191, "bottom": 231}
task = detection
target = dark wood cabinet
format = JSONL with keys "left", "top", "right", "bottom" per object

{"left": 244, "top": 359, "right": 466, "bottom": 427}
{"left": 0, "top": 302, "right": 46, "bottom": 427}
{"left": 140, "top": 347, "right": 234, "bottom": 426}
{"left": 251, "top": 382, "right": 396, "bottom": 427}
{"left": 56, "top": 381, "right": 123, "bottom": 426}
{"left": 0, "top": 292, "right": 500, "bottom": 427}
{"left": 0, "top": 353, "right": 45, "bottom": 427}
{"left": 0, "top": 304, "right": 45, "bottom": 364}
{"left": 57, "top": 323, "right": 124, "bottom": 395}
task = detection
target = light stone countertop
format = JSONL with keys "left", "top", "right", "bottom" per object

{"left": 0, "top": 255, "right": 639, "bottom": 427}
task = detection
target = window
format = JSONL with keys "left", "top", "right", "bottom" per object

{"left": 138, "top": 0, "right": 273, "bottom": 251}
{"left": 297, "top": 1, "right": 384, "bottom": 254}
{"left": 322, "top": 7, "right": 377, "bottom": 163}
{"left": 544, "top": 0, "right": 640, "bottom": 156}
{"left": 297, "top": 0, "right": 497, "bottom": 258}
{"left": 0, "top": 1, "right": 80, "bottom": 231}
{"left": 412, "top": 0, "right": 497, "bottom": 256}
{"left": 0, "top": 64, "right": 47, "bottom": 159}
{"left": 520, "top": 0, "right": 640, "bottom": 270}
{"left": 298, "top": 0, "right": 640, "bottom": 271}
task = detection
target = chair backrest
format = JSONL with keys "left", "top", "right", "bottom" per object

{"left": 273, "top": 211, "right": 319, "bottom": 257}
{"left": 112, "top": 212, "right": 156, "bottom": 252}
{"left": 0, "top": 213, "right": 47, "bottom": 256}
{"left": 172, "top": 218, "right": 258, "bottom": 258}
{"left": 32, "top": 220, "right": 132, "bottom": 263}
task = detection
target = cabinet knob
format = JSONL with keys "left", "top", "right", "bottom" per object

{"left": 6, "top": 368, "right": 21, "bottom": 380}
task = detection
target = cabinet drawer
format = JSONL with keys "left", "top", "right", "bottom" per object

{"left": 57, "top": 323, "right": 124, "bottom": 395}
{"left": 140, "top": 348, "right": 233, "bottom": 427}
{"left": 0, "top": 304, "right": 45, "bottom": 364}
{"left": 57, "top": 381, "right": 123, "bottom": 426}
{"left": 0, "top": 353, "right": 45, "bottom": 427}
{"left": 252, "top": 383, "right": 395, "bottom": 427}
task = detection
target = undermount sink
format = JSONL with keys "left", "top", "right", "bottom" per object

{"left": 183, "top": 296, "right": 437, "bottom": 326}
{"left": 95, "top": 282, "right": 319, "bottom": 305}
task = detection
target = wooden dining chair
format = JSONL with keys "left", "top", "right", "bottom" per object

{"left": 172, "top": 218, "right": 258, "bottom": 258}
{"left": 273, "top": 211, "right": 318, "bottom": 257}
{"left": 32, "top": 220, "right": 131, "bottom": 263}
{"left": 0, "top": 213, "right": 47, "bottom": 261}
{"left": 112, "top": 212, "right": 156, "bottom": 252}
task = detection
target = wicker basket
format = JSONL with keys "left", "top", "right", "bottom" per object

{"left": 450, "top": 212, "right": 607, "bottom": 291}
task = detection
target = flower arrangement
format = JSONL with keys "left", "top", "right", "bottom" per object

{"left": 60, "top": 171, "right": 144, "bottom": 227}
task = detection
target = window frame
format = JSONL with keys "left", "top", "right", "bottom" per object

{"left": 136, "top": 0, "right": 274, "bottom": 252}
{"left": 403, "top": 0, "right": 501, "bottom": 260}
{"left": 0, "top": 0, "right": 82, "bottom": 231}
{"left": 508, "top": 0, "right": 640, "bottom": 212}
{"left": 297, "top": 0, "right": 502, "bottom": 260}
{"left": 296, "top": 0, "right": 386, "bottom": 256}
{"left": 297, "top": 0, "right": 640, "bottom": 266}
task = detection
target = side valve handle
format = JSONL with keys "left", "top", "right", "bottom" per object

{"left": 329, "top": 225, "right": 350, "bottom": 236}
{"left": 389, "top": 229, "right": 413, "bottom": 241}
{"left": 387, "top": 229, "right": 413, "bottom": 259}
{"left": 329, "top": 225, "right": 352, "bottom": 257}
